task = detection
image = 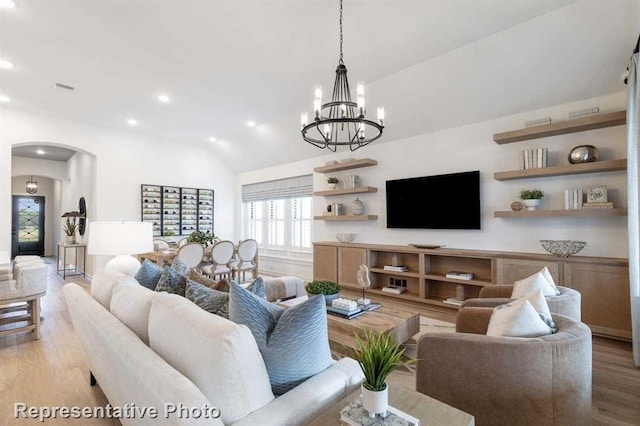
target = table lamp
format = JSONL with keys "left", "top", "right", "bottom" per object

{"left": 87, "top": 221, "right": 153, "bottom": 276}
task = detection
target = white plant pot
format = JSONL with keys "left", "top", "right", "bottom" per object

{"left": 361, "top": 383, "right": 388, "bottom": 418}
{"left": 522, "top": 199, "right": 541, "bottom": 211}
{"left": 328, "top": 183, "right": 337, "bottom": 190}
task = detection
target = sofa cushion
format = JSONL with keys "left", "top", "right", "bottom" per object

{"left": 189, "top": 268, "right": 229, "bottom": 292}
{"left": 91, "top": 268, "right": 138, "bottom": 309}
{"left": 134, "top": 259, "right": 163, "bottom": 290}
{"left": 185, "top": 280, "right": 229, "bottom": 319}
{"left": 229, "top": 281, "right": 333, "bottom": 395}
{"left": 154, "top": 266, "right": 187, "bottom": 296}
{"left": 170, "top": 256, "right": 190, "bottom": 277}
{"left": 487, "top": 295, "right": 555, "bottom": 338}
{"left": 148, "top": 292, "right": 274, "bottom": 424}
{"left": 110, "top": 282, "right": 155, "bottom": 344}
{"left": 511, "top": 267, "right": 560, "bottom": 298}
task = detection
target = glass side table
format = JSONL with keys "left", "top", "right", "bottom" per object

{"left": 57, "top": 243, "right": 86, "bottom": 279}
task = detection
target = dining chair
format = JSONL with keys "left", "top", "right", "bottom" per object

{"left": 176, "top": 242, "right": 205, "bottom": 270}
{"left": 153, "top": 239, "right": 170, "bottom": 251}
{"left": 201, "top": 240, "right": 235, "bottom": 280}
{"left": 177, "top": 238, "right": 188, "bottom": 248}
{"left": 233, "top": 239, "right": 258, "bottom": 283}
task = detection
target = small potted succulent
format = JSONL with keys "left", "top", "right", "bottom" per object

{"left": 327, "top": 177, "right": 339, "bottom": 190}
{"left": 350, "top": 330, "right": 415, "bottom": 418}
{"left": 62, "top": 218, "right": 78, "bottom": 244}
{"left": 520, "top": 189, "right": 544, "bottom": 211}
{"left": 305, "top": 280, "right": 341, "bottom": 305}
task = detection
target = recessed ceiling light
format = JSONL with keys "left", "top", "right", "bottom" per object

{"left": 208, "top": 137, "right": 217, "bottom": 143}
{"left": 247, "top": 120, "right": 256, "bottom": 127}
{"left": 127, "top": 118, "right": 138, "bottom": 126}
{"left": 36, "top": 149, "right": 45, "bottom": 155}
{"left": 0, "top": 95, "right": 10, "bottom": 102}
{"left": 0, "top": 0, "right": 16, "bottom": 9}
{"left": 158, "top": 94, "right": 170, "bottom": 103}
{"left": 0, "top": 59, "right": 14, "bottom": 69}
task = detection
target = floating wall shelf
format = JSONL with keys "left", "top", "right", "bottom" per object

{"left": 494, "top": 159, "right": 627, "bottom": 181}
{"left": 494, "top": 208, "right": 627, "bottom": 218}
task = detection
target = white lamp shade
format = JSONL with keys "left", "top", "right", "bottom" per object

{"left": 87, "top": 221, "right": 153, "bottom": 255}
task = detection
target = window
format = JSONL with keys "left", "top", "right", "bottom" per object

{"left": 242, "top": 175, "right": 313, "bottom": 255}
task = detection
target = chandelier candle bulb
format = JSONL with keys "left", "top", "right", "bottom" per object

{"left": 340, "top": 103, "right": 347, "bottom": 118}
{"left": 300, "top": 112, "right": 308, "bottom": 129}
{"left": 315, "top": 84, "right": 323, "bottom": 100}
{"left": 314, "top": 98, "right": 322, "bottom": 119}
{"left": 377, "top": 106, "right": 385, "bottom": 126}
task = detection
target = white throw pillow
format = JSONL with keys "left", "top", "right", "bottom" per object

{"left": 110, "top": 283, "right": 155, "bottom": 344}
{"left": 91, "top": 268, "right": 138, "bottom": 309}
{"left": 487, "top": 296, "right": 555, "bottom": 338}
{"left": 511, "top": 267, "right": 560, "bottom": 298}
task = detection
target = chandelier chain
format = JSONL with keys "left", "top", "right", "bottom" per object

{"left": 339, "top": 0, "right": 343, "bottom": 65}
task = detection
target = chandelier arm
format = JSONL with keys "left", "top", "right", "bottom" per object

{"left": 339, "top": 0, "right": 343, "bottom": 65}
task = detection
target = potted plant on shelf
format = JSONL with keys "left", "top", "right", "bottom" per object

{"left": 62, "top": 218, "right": 77, "bottom": 244}
{"left": 520, "top": 189, "right": 544, "bottom": 211}
{"left": 351, "top": 330, "right": 416, "bottom": 418}
{"left": 327, "top": 177, "right": 339, "bottom": 190}
{"left": 305, "top": 280, "right": 341, "bottom": 305}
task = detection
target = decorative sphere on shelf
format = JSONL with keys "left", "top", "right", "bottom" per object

{"left": 351, "top": 198, "right": 364, "bottom": 215}
{"left": 568, "top": 145, "right": 599, "bottom": 164}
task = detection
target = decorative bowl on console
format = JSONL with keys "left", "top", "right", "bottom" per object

{"left": 336, "top": 233, "right": 358, "bottom": 244}
{"left": 540, "top": 240, "right": 586, "bottom": 257}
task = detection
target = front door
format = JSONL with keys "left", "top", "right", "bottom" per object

{"left": 11, "top": 195, "right": 45, "bottom": 257}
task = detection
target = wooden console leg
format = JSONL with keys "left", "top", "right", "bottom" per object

{"left": 90, "top": 371, "right": 97, "bottom": 386}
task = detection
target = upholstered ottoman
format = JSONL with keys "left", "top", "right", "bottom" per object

{"left": 261, "top": 276, "right": 306, "bottom": 301}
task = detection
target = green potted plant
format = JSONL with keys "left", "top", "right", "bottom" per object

{"left": 305, "top": 280, "right": 341, "bottom": 305}
{"left": 520, "top": 189, "right": 544, "bottom": 211}
{"left": 350, "top": 330, "right": 415, "bottom": 418}
{"left": 62, "top": 218, "right": 77, "bottom": 244}
{"left": 187, "top": 230, "right": 216, "bottom": 246}
{"left": 327, "top": 176, "right": 339, "bottom": 190}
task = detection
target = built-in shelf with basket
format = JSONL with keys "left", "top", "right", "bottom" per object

{"left": 494, "top": 208, "right": 627, "bottom": 218}
{"left": 313, "top": 186, "right": 378, "bottom": 196}
{"left": 493, "top": 110, "right": 626, "bottom": 144}
{"left": 494, "top": 159, "right": 627, "bottom": 181}
{"left": 314, "top": 215, "right": 378, "bottom": 221}
{"left": 313, "top": 158, "right": 377, "bottom": 173}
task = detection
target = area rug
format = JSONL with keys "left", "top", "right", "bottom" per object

{"left": 331, "top": 316, "right": 455, "bottom": 390}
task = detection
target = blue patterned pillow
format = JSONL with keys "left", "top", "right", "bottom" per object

{"left": 171, "top": 256, "right": 190, "bottom": 277}
{"left": 236, "top": 276, "right": 266, "bottom": 298}
{"left": 229, "top": 281, "right": 332, "bottom": 395}
{"left": 155, "top": 266, "right": 187, "bottom": 296}
{"left": 134, "top": 259, "right": 163, "bottom": 290}
{"left": 185, "top": 280, "right": 229, "bottom": 319}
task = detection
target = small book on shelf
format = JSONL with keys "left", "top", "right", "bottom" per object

{"left": 445, "top": 271, "right": 474, "bottom": 280}
{"left": 381, "top": 285, "right": 406, "bottom": 294}
{"left": 383, "top": 265, "right": 409, "bottom": 272}
{"left": 443, "top": 298, "right": 464, "bottom": 306}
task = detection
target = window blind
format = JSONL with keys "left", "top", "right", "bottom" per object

{"left": 242, "top": 174, "right": 313, "bottom": 202}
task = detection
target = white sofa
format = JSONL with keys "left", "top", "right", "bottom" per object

{"left": 63, "top": 269, "right": 363, "bottom": 425}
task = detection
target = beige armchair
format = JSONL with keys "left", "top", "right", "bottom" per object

{"left": 0, "top": 257, "right": 47, "bottom": 339}
{"left": 461, "top": 285, "right": 581, "bottom": 321}
{"left": 416, "top": 307, "right": 592, "bottom": 425}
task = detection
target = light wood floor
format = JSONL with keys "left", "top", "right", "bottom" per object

{"left": 1, "top": 262, "right": 638, "bottom": 425}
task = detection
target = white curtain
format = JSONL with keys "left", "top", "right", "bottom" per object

{"left": 627, "top": 49, "right": 640, "bottom": 366}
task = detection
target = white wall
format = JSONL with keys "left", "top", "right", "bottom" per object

{"left": 0, "top": 107, "right": 237, "bottom": 271}
{"left": 239, "top": 91, "right": 629, "bottom": 280}
{"left": 11, "top": 175, "right": 56, "bottom": 256}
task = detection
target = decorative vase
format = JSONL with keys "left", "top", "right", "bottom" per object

{"left": 351, "top": 198, "right": 364, "bottom": 215}
{"left": 568, "top": 145, "right": 599, "bottom": 164}
{"left": 522, "top": 199, "right": 540, "bottom": 211}
{"left": 361, "top": 383, "right": 388, "bottom": 418}
{"left": 328, "top": 183, "right": 337, "bottom": 190}
{"left": 323, "top": 292, "right": 340, "bottom": 306}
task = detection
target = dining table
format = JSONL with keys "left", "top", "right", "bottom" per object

{"left": 137, "top": 249, "right": 178, "bottom": 267}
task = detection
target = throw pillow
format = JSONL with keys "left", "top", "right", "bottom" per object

{"left": 155, "top": 266, "right": 187, "bottom": 296}
{"left": 185, "top": 280, "right": 230, "bottom": 319}
{"left": 243, "top": 276, "right": 266, "bottom": 299}
{"left": 170, "top": 256, "right": 190, "bottom": 277}
{"left": 518, "top": 288, "right": 557, "bottom": 332}
{"left": 229, "top": 281, "right": 332, "bottom": 395}
{"left": 487, "top": 295, "right": 556, "bottom": 338}
{"left": 110, "top": 282, "right": 155, "bottom": 344}
{"left": 189, "top": 268, "right": 229, "bottom": 292}
{"left": 134, "top": 259, "right": 164, "bottom": 290}
{"left": 511, "top": 267, "right": 560, "bottom": 298}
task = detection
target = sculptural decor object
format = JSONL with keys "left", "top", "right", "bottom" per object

{"left": 568, "top": 145, "right": 599, "bottom": 164}
{"left": 540, "top": 240, "right": 586, "bottom": 257}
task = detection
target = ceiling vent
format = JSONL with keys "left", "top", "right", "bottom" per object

{"left": 55, "top": 82, "right": 75, "bottom": 91}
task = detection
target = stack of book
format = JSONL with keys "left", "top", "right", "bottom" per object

{"left": 383, "top": 265, "right": 409, "bottom": 272}
{"left": 358, "top": 302, "right": 382, "bottom": 312}
{"left": 564, "top": 189, "right": 584, "bottom": 210}
{"left": 381, "top": 285, "right": 406, "bottom": 294}
{"left": 443, "top": 298, "right": 464, "bottom": 306}
{"left": 327, "top": 300, "right": 364, "bottom": 319}
{"left": 583, "top": 201, "right": 613, "bottom": 209}
{"left": 520, "top": 148, "right": 548, "bottom": 170}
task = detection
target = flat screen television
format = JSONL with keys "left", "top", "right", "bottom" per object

{"left": 386, "top": 170, "right": 481, "bottom": 230}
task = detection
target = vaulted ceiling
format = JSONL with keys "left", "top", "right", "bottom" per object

{"left": 1, "top": 0, "right": 638, "bottom": 172}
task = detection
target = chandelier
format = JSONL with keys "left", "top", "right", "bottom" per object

{"left": 25, "top": 176, "right": 38, "bottom": 194}
{"left": 300, "top": 0, "right": 385, "bottom": 151}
